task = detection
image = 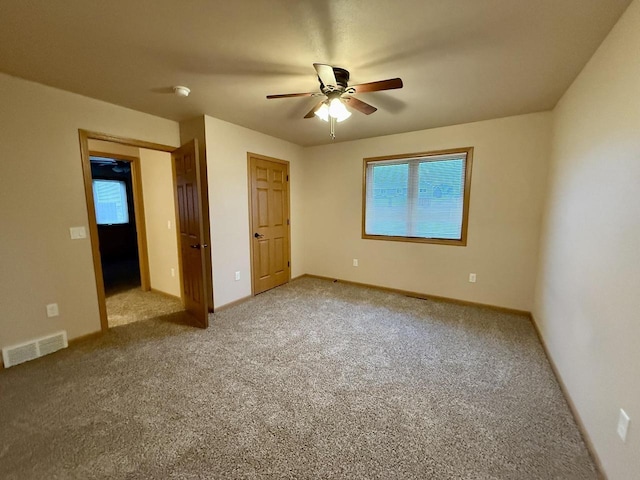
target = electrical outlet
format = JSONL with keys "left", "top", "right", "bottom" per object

{"left": 46, "top": 303, "right": 59, "bottom": 318}
{"left": 170, "top": 268, "right": 176, "bottom": 277}
{"left": 235, "top": 271, "right": 241, "bottom": 281}
{"left": 469, "top": 273, "right": 477, "bottom": 283}
{"left": 353, "top": 259, "right": 359, "bottom": 267}
{"left": 617, "top": 409, "right": 630, "bottom": 442}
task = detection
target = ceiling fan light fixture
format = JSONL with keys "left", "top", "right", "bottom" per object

{"left": 329, "top": 98, "right": 350, "bottom": 121}
{"left": 315, "top": 103, "right": 330, "bottom": 122}
{"left": 336, "top": 108, "right": 351, "bottom": 123}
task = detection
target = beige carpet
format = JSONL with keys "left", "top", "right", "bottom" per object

{"left": 0, "top": 277, "right": 597, "bottom": 479}
{"left": 106, "top": 287, "right": 183, "bottom": 327}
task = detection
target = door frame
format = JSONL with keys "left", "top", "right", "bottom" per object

{"left": 79, "top": 130, "right": 182, "bottom": 332}
{"left": 246, "top": 152, "right": 292, "bottom": 296}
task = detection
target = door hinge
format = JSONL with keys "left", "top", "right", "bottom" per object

{"left": 288, "top": 261, "right": 290, "bottom": 267}
{"left": 287, "top": 219, "right": 290, "bottom": 225}
{"left": 286, "top": 175, "right": 289, "bottom": 181}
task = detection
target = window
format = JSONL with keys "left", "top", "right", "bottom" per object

{"left": 92, "top": 179, "right": 129, "bottom": 225}
{"left": 362, "top": 147, "right": 473, "bottom": 245}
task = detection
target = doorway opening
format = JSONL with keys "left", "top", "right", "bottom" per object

{"left": 79, "top": 130, "right": 213, "bottom": 331}
{"left": 90, "top": 154, "right": 144, "bottom": 295}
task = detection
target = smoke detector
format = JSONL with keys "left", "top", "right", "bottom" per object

{"left": 173, "top": 86, "right": 191, "bottom": 97}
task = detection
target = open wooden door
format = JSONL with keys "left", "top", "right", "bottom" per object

{"left": 173, "top": 139, "right": 211, "bottom": 328}
{"left": 248, "top": 154, "right": 291, "bottom": 295}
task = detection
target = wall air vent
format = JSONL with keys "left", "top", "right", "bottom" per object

{"left": 2, "top": 331, "right": 68, "bottom": 368}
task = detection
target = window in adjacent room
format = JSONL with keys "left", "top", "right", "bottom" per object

{"left": 362, "top": 147, "right": 473, "bottom": 246}
{"left": 92, "top": 179, "right": 130, "bottom": 225}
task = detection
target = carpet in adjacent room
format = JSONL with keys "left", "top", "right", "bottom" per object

{"left": 106, "top": 287, "right": 183, "bottom": 327}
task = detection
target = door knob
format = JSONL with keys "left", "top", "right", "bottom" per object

{"left": 254, "top": 233, "right": 264, "bottom": 238}
{"left": 190, "top": 244, "right": 200, "bottom": 249}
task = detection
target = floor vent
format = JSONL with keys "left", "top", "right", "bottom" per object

{"left": 2, "top": 331, "right": 68, "bottom": 368}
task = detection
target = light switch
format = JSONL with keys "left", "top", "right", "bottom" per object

{"left": 618, "top": 409, "right": 630, "bottom": 442}
{"left": 69, "top": 226, "right": 87, "bottom": 239}
{"left": 46, "top": 303, "right": 59, "bottom": 317}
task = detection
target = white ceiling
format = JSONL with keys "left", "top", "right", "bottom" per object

{"left": 0, "top": 0, "right": 631, "bottom": 146}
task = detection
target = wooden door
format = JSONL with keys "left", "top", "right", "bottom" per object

{"left": 173, "top": 139, "right": 210, "bottom": 327}
{"left": 249, "top": 154, "right": 291, "bottom": 295}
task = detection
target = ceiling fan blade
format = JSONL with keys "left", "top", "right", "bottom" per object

{"left": 344, "top": 97, "right": 377, "bottom": 115}
{"left": 304, "top": 101, "right": 326, "bottom": 119}
{"left": 313, "top": 63, "right": 337, "bottom": 87}
{"left": 266, "top": 92, "right": 316, "bottom": 99}
{"left": 351, "top": 78, "right": 403, "bottom": 94}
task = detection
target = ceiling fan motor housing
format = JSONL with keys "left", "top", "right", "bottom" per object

{"left": 320, "top": 67, "right": 350, "bottom": 93}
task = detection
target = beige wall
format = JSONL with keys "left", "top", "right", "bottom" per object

{"left": 533, "top": 1, "right": 640, "bottom": 478}
{"left": 179, "top": 116, "right": 207, "bottom": 170}
{"left": 0, "top": 73, "right": 180, "bottom": 350}
{"left": 139, "top": 148, "right": 181, "bottom": 297}
{"left": 302, "top": 113, "right": 551, "bottom": 311}
{"left": 204, "top": 115, "right": 305, "bottom": 308}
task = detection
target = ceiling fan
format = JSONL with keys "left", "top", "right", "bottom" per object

{"left": 90, "top": 157, "right": 131, "bottom": 173}
{"left": 266, "top": 63, "right": 403, "bottom": 139}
